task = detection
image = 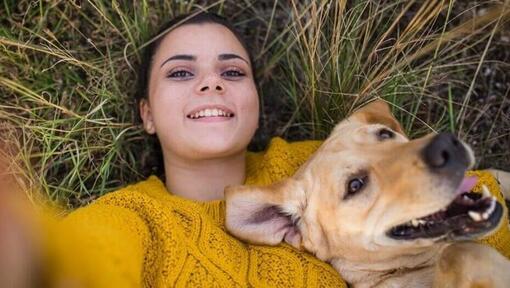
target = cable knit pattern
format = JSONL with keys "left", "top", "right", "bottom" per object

{"left": 47, "top": 137, "right": 510, "bottom": 287}
{"left": 467, "top": 170, "right": 510, "bottom": 259}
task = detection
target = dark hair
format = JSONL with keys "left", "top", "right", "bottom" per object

{"left": 135, "top": 11, "right": 258, "bottom": 178}
{"left": 135, "top": 11, "right": 257, "bottom": 113}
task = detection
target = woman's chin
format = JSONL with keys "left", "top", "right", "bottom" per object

{"left": 186, "top": 136, "right": 246, "bottom": 159}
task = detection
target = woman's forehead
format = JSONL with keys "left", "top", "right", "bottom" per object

{"left": 154, "top": 23, "right": 249, "bottom": 62}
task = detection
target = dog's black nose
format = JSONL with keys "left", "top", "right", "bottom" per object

{"left": 421, "top": 133, "right": 469, "bottom": 173}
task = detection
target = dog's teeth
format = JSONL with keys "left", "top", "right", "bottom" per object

{"left": 482, "top": 212, "right": 489, "bottom": 220}
{"left": 411, "top": 219, "right": 419, "bottom": 227}
{"left": 468, "top": 211, "right": 483, "bottom": 222}
{"left": 486, "top": 197, "right": 497, "bottom": 216}
{"left": 418, "top": 220, "right": 426, "bottom": 225}
{"left": 482, "top": 185, "right": 491, "bottom": 198}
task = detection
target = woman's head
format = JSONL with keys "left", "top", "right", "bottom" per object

{"left": 137, "top": 12, "right": 259, "bottom": 163}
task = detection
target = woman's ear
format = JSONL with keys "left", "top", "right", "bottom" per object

{"left": 139, "top": 99, "right": 156, "bottom": 134}
{"left": 225, "top": 179, "right": 305, "bottom": 249}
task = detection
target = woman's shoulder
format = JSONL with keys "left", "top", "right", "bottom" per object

{"left": 94, "top": 175, "right": 201, "bottom": 212}
{"left": 246, "top": 137, "right": 323, "bottom": 185}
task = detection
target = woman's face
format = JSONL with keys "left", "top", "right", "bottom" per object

{"left": 140, "top": 23, "right": 259, "bottom": 160}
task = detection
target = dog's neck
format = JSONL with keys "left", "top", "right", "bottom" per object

{"left": 330, "top": 245, "right": 444, "bottom": 288}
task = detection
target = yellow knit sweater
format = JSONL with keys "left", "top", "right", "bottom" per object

{"left": 46, "top": 138, "right": 510, "bottom": 287}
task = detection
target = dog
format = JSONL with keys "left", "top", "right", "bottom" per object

{"left": 225, "top": 100, "right": 510, "bottom": 287}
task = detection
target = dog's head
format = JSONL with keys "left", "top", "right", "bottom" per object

{"left": 225, "top": 100, "right": 504, "bottom": 265}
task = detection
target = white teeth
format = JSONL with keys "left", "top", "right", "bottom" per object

{"left": 482, "top": 185, "right": 491, "bottom": 198}
{"left": 476, "top": 196, "right": 497, "bottom": 221}
{"left": 468, "top": 211, "right": 483, "bottom": 222}
{"left": 189, "top": 108, "right": 232, "bottom": 119}
{"left": 486, "top": 197, "right": 497, "bottom": 216}
{"left": 408, "top": 219, "right": 428, "bottom": 227}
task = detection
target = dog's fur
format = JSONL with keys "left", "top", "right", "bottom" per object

{"left": 226, "top": 100, "right": 510, "bottom": 288}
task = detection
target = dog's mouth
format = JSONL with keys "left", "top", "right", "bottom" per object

{"left": 387, "top": 177, "right": 503, "bottom": 241}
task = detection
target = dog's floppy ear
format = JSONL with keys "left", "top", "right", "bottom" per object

{"left": 225, "top": 179, "right": 304, "bottom": 248}
{"left": 351, "top": 99, "right": 405, "bottom": 135}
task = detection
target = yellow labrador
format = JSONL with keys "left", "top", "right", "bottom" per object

{"left": 225, "top": 100, "right": 510, "bottom": 288}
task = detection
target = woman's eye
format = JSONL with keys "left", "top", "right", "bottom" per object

{"left": 344, "top": 176, "right": 368, "bottom": 200}
{"left": 222, "top": 70, "right": 245, "bottom": 78}
{"left": 167, "top": 70, "right": 193, "bottom": 79}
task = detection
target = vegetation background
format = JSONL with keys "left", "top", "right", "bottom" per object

{"left": 1, "top": 0, "right": 509, "bottom": 207}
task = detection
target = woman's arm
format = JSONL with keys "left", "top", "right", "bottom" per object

{"left": 44, "top": 204, "right": 150, "bottom": 288}
{"left": 0, "top": 191, "right": 150, "bottom": 288}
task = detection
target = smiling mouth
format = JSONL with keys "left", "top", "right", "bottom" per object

{"left": 387, "top": 179, "right": 503, "bottom": 241}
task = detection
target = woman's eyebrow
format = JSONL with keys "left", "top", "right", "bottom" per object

{"left": 160, "top": 54, "right": 195, "bottom": 68}
{"left": 218, "top": 53, "right": 249, "bottom": 64}
{"left": 159, "top": 53, "right": 249, "bottom": 69}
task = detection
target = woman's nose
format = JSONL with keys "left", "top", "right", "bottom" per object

{"left": 197, "top": 75, "right": 225, "bottom": 94}
{"left": 199, "top": 85, "right": 223, "bottom": 92}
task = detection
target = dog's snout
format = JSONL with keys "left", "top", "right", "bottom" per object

{"left": 422, "top": 133, "right": 469, "bottom": 173}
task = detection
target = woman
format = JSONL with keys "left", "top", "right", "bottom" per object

{"left": 40, "top": 12, "right": 347, "bottom": 287}
{"left": 2, "top": 11, "right": 508, "bottom": 288}
{"left": 137, "top": 12, "right": 260, "bottom": 202}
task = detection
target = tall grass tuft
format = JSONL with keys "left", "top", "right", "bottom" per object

{"left": 262, "top": 0, "right": 509, "bottom": 139}
{"left": 1, "top": 0, "right": 509, "bottom": 206}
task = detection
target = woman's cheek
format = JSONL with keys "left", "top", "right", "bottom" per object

{"left": 248, "top": 90, "right": 260, "bottom": 119}
{"left": 242, "top": 92, "right": 260, "bottom": 133}
{"left": 151, "top": 90, "right": 184, "bottom": 133}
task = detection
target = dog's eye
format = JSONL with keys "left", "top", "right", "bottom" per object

{"left": 377, "top": 128, "right": 395, "bottom": 140}
{"left": 344, "top": 176, "right": 368, "bottom": 200}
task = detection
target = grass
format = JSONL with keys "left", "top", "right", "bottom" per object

{"left": 1, "top": 0, "right": 509, "bottom": 207}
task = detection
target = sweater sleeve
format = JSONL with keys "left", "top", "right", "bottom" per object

{"left": 45, "top": 203, "right": 149, "bottom": 288}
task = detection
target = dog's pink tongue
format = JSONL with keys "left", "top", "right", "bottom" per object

{"left": 455, "top": 176, "right": 478, "bottom": 195}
